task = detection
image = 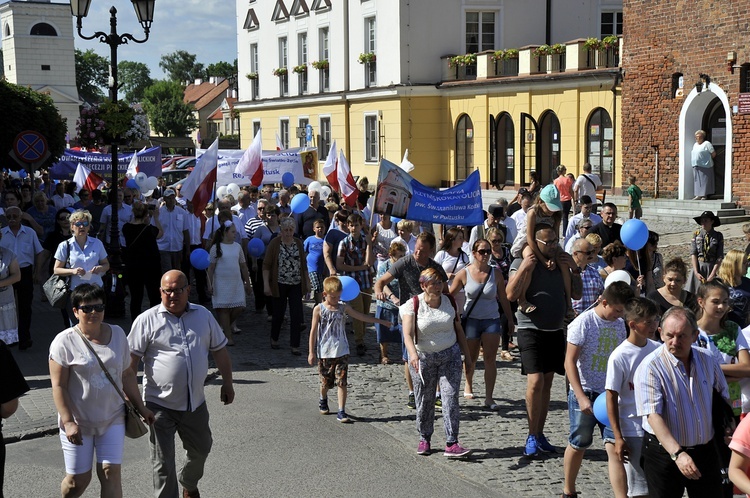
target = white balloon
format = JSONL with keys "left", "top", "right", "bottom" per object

{"left": 226, "top": 183, "right": 240, "bottom": 198}
{"left": 216, "top": 186, "right": 228, "bottom": 199}
{"left": 135, "top": 172, "right": 148, "bottom": 187}
{"left": 604, "top": 270, "right": 632, "bottom": 288}
{"left": 320, "top": 186, "right": 331, "bottom": 198}
{"left": 308, "top": 181, "right": 322, "bottom": 192}
{"left": 146, "top": 176, "right": 158, "bottom": 190}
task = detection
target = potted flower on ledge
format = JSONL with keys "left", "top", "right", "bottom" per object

{"left": 358, "top": 52, "right": 376, "bottom": 64}
{"left": 293, "top": 64, "right": 307, "bottom": 74}
{"left": 600, "top": 35, "right": 619, "bottom": 67}
{"left": 547, "top": 43, "right": 566, "bottom": 72}
{"left": 311, "top": 60, "right": 329, "bottom": 70}
{"left": 246, "top": 72, "right": 258, "bottom": 80}
{"left": 273, "top": 67, "right": 288, "bottom": 77}
{"left": 491, "top": 49, "right": 519, "bottom": 77}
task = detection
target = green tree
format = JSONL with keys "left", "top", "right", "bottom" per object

{"left": 159, "top": 50, "right": 205, "bottom": 83}
{"left": 142, "top": 80, "right": 197, "bottom": 137}
{"left": 118, "top": 60, "right": 153, "bottom": 104}
{"left": 75, "top": 48, "right": 109, "bottom": 104}
{"left": 0, "top": 80, "right": 66, "bottom": 169}
{"left": 206, "top": 60, "right": 237, "bottom": 79}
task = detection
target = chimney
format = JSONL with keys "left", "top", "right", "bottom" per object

{"left": 194, "top": 78, "right": 203, "bottom": 85}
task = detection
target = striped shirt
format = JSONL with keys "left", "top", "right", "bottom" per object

{"left": 244, "top": 216, "right": 265, "bottom": 239}
{"left": 634, "top": 344, "right": 729, "bottom": 447}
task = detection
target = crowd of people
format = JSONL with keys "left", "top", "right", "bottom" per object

{"left": 4, "top": 166, "right": 750, "bottom": 498}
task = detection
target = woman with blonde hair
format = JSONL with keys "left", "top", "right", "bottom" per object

{"left": 718, "top": 249, "right": 750, "bottom": 327}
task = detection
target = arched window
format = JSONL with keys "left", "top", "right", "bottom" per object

{"left": 30, "top": 23, "right": 57, "bottom": 36}
{"left": 493, "top": 112, "right": 514, "bottom": 186}
{"left": 455, "top": 114, "right": 474, "bottom": 182}
{"left": 586, "top": 108, "right": 613, "bottom": 187}
{"left": 539, "top": 111, "right": 560, "bottom": 185}
{"left": 3, "top": 23, "right": 10, "bottom": 37}
{"left": 520, "top": 113, "right": 538, "bottom": 185}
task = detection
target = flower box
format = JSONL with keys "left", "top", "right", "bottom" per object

{"left": 293, "top": 64, "right": 307, "bottom": 74}
{"left": 358, "top": 52, "right": 376, "bottom": 64}
{"left": 273, "top": 67, "right": 288, "bottom": 77}
{"left": 246, "top": 72, "right": 258, "bottom": 80}
{"left": 311, "top": 60, "right": 329, "bottom": 70}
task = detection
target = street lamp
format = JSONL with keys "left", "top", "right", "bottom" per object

{"left": 226, "top": 74, "right": 240, "bottom": 147}
{"left": 70, "top": 0, "right": 154, "bottom": 266}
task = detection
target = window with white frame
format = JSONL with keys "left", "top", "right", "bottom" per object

{"left": 298, "top": 118, "right": 309, "bottom": 147}
{"left": 250, "top": 43, "right": 259, "bottom": 100}
{"left": 600, "top": 11, "right": 623, "bottom": 36}
{"left": 365, "top": 114, "right": 378, "bottom": 162}
{"left": 319, "top": 27, "right": 330, "bottom": 92}
{"left": 279, "top": 37, "right": 288, "bottom": 96}
{"left": 319, "top": 117, "right": 331, "bottom": 160}
{"left": 465, "top": 11, "right": 495, "bottom": 53}
{"left": 298, "top": 32, "right": 308, "bottom": 94}
{"left": 280, "top": 119, "right": 290, "bottom": 149}
{"left": 364, "top": 17, "right": 376, "bottom": 87}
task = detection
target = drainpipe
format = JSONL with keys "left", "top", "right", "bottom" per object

{"left": 343, "top": 0, "right": 351, "bottom": 160}
{"left": 545, "top": 0, "right": 551, "bottom": 45}
{"left": 652, "top": 145, "right": 659, "bottom": 198}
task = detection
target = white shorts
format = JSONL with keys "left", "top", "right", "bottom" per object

{"left": 623, "top": 435, "right": 649, "bottom": 497}
{"left": 59, "top": 423, "right": 125, "bottom": 475}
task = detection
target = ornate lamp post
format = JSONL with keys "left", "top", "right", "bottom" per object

{"left": 70, "top": 0, "right": 155, "bottom": 266}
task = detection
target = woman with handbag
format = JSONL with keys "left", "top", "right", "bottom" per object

{"left": 449, "top": 238, "right": 514, "bottom": 410}
{"left": 401, "top": 267, "right": 473, "bottom": 457}
{"left": 41, "top": 209, "right": 74, "bottom": 327}
{"left": 49, "top": 284, "right": 154, "bottom": 497}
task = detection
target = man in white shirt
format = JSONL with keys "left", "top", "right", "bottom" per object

{"left": 99, "top": 190, "right": 133, "bottom": 248}
{"left": 233, "top": 190, "right": 257, "bottom": 226}
{"left": 157, "top": 189, "right": 190, "bottom": 273}
{"left": 51, "top": 182, "right": 75, "bottom": 210}
{"left": 564, "top": 196, "right": 602, "bottom": 247}
{"left": 573, "top": 163, "right": 602, "bottom": 212}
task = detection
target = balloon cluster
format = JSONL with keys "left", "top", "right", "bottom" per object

{"left": 127, "top": 172, "right": 159, "bottom": 193}
{"left": 216, "top": 183, "right": 241, "bottom": 200}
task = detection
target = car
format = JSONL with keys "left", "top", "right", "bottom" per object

{"left": 162, "top": 155, "right": 190, "bottom": 171}
{"left": 175, "top": 157, "right": 196, "bottom": 170}
{"left": 161, "top": 169, "right": 191, "bottom": 186}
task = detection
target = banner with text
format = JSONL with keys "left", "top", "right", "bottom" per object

{"left": 200, "top": 147, "right": 318, "bottom": 186}
{"left": 49, "top": 147, "right": 162, "bottom": 180}
{"left": 374, "top": 159, "right": 483, "bottom": 226}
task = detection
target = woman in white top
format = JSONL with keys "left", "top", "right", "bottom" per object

{"left": 434, "top": 227, "right": 470, "bottom": 312}
{"left": 53, "top": 210, "right": 109, "bottom": 290}
{"left": 392, "top": 219, "right": 417, "bottom": 255}
{"left": 373, "top": 213, "right": 397, "bottom": 264}
{"left": 692, "top": 129, "right": 717, "bottom": 200}
{"left": 49, "top": 284, "right": 153, "bottom": 497}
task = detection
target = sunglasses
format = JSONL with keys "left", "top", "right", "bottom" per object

{"left": 575, "top": 249, "right": 595, "bottom": 256}
{"left": 77, "top": 303, "right": 105, "bottom": 313}
{"left": 73, "top": 221, "right": 90, "bottom": 227}
{"left": 476, "top": 249, "right": 492, "bottom": 255}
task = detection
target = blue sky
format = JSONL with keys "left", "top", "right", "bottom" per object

{"left": 73, "top": 0, "right": 238, "bottom": 80}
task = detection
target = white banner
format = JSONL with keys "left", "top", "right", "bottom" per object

{"left": 197, "top": 147, "right": 318, "bottom": 187}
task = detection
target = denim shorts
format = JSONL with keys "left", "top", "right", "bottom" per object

{"left": 568, "top": 390, "right": 615, "bottom": 450}
{"left": 463, "top": 317, "right": 501, "bottom": 340}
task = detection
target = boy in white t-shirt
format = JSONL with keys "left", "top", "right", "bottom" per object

{"left": 605, "top": 297, "right": 661, "bottom": 498}
{"left": 563, "top": 280, "right": 634, "bottom": 498}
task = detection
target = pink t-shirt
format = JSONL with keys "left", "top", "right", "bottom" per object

{"left": 729, "top": 414, "right": 750, "bottom": 497}
{"left": 554, "top": 176, "right": 574, "bottom": 202}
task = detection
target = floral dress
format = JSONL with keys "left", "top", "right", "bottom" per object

{"left": 0, "top": 247, "right": 18, "bottom": 345}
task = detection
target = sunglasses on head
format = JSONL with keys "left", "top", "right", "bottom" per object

{"left": 76, "top": 303, "right": 105, "bottom": 313}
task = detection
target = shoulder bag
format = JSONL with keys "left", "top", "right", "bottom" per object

{"left": 43, "top": 240, "right": 71, "bottom": 309}
{"left": 74, "top": 326, "right": 148, "bottom": 439}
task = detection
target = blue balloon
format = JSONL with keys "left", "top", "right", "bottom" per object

{"left": 126, "top": 178, "right": 139, "bottom": 190}
{"left": 19, "top": 170, "right": 27, "bottom": 179}
{"left": 290, "top": 193, "right": 310, "bottom": 214}
{"left": 282, "top": 172, "right": 295, "bottom": 188}
{"left": 189, "top": 248, "right": 210, "bottom": 270}
{"left": 338, "top": 276, "right": 360, "bottom": 301}
{"left": 620, "top": 219, "right": 649, "bottom": 251}
{"left": 593, "top": 393, "right": 611, "bottom": 428}
{"left": 248, "top": 238, "right": 265, "bottom": 258}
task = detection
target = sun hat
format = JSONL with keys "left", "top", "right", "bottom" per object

{"left": 693, "top": 210, "right": 721, "bottom": 227}
{"left": 539, "top": 184, "right": 562, "bottom": 212}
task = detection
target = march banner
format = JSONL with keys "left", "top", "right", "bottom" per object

{"left": 49, "top": 147, "right": 162, "bottom": 180}
{"left": 203, "top": 147, "right": 318, "bottom": 187}
{"left": 374, "top": 158, "right": 484, "bottom": 226}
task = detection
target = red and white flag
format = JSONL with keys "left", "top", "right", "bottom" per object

{"left": 338, "top": 150, "right": 358, "bottom": 207}
{"left": 73, "top": 162, "right": 104, "bottom": 193}
{"left": 182, "top": 137, "right": 219, "bottom": 217}
{"left": 322, "top": 140, "right": 339, "bottom": 192}
{"left": 275, "top": 132, "right": 285, "bottom": 151}
{"left": 235, "top": 129, "right": 264, "bottom": 187}
{"left": 125, "top": 146, "right": 146, "bottom": 179}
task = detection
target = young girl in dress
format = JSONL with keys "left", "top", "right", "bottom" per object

{"left": 511, "top": 184, "right": 572, "bottom": 315}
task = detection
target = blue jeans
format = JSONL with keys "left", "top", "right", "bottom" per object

{"left": 568, "top": 390, "right": 614, "bottom": 450}
{"left": 463, "top": 317, "right": 501, "bottom": 340}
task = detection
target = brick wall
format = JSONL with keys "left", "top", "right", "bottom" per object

{"left": 622, "top": 0, "right": 750, "bottom": 205}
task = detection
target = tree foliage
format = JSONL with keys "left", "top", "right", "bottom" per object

{"left": 118, "top": 60, "right": 153, "bottom": 104}
{"left": 142, "top": 80, "right": 197, "bottom": 137}
{"left": 75, "top": 49, "right": 109, "bottom": 104}
{"left": 206, "top": 60, "right": 237, "bottom": 79}
{"left": 159, "top": 50, "right": 205, "bottom": 83}
{"left": 0, "top": 80, "right": 66, "bottom": 168}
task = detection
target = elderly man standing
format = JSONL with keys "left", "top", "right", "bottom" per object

{"left": 157, "top": 189, "right": 190, "bottom": 273}
{"left": 507, "top": 223, "right": 582, "bottom": 456}
{"left": 634, "top": 306, "right": 728, "bottom": 497}
{"left": 0, "top": 206, "right": 43, "bottom": 350}
{"left": 589, "top": 202, "right": 622, "bottom": 250}
{"left": 128, "top": 270, "right": 234, "bottom": 498}
{"left": 564, "top": 195, "right": 602, "bottom": 247}
{"left": 570, "top": 238, "right": 603, "bottom": 315}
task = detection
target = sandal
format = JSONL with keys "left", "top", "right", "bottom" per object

{"left": 500, "top": 350, "right": 514, "bottom": 361}
{"left": 484, "top": 402, "right": 501, "bottom": 411}
{"left": 463, "top": 392, "right": 476, "bottom": 399}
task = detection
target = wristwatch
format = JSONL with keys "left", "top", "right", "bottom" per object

{"left": 670, "top": 448, "right": 685, "bottom": 461}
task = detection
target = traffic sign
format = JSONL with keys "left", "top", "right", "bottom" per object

{"left": 13, "top": 131, "right": 48, "bottom": 164}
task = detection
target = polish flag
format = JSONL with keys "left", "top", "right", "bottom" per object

{"left": 235, "top": 129, "right": 264, "bottom": 187}
{"left": 321, "top": 140, "right": 339, "bottom": 192}
{"left": 182, "top": 137, "right": 219, "bottom": 217}
{"left": 73, "top": 162, "right": 104, "bottom": 193}
{"left": 338, "top": 150, "right": 358, "bottom": 207}
{"left": 275, "top": 132, "right": 285, "bottom": 151}
{"left": 125, "top": 147, "right": 146, "bottom": 179}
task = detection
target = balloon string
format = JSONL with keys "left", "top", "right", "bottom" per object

{"left": 637, "top": 252, "right": 642, "bottom": 276}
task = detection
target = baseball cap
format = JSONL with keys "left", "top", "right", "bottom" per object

{"left": 539, "top": 184, "right": 562, "bottom": 212}
{"left": 163, "top": 188, "right": 176, "bottom": 197}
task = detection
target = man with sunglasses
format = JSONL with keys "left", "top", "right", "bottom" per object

{"left": 128, "top": 270, "right": 234, "bottom": 498}
{"left": 564, "top": 195, "right": 602, "bottom": 248}
{"left": 570, "top": 238, "right": 604, "bottom": 314}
